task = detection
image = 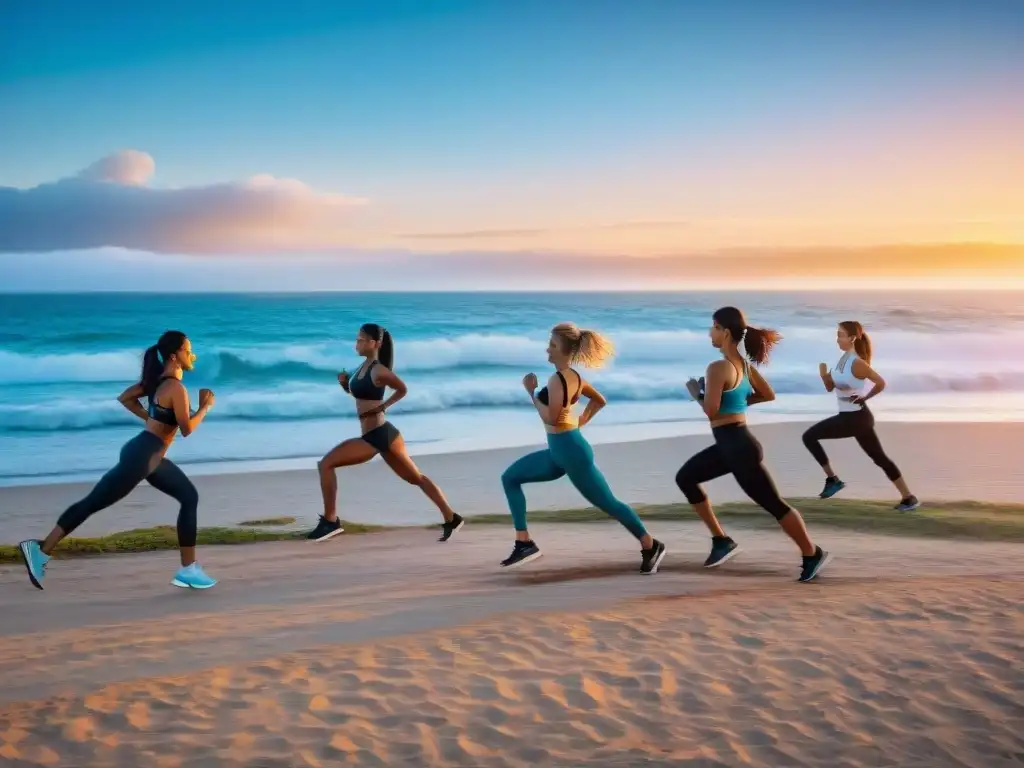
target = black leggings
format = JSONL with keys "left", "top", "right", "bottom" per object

{"left": 675, "top": 423, "right": 793, "bottom": 521}
{"left": 801, "top": 407, "right": 901, "bottom": 482}
{"left": 56, "top": 431, "right": 199, "bottom": 547}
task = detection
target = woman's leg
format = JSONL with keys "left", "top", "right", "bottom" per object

{"left": 317, "top": 438, "right": 378, "bottom": 522}
{"left": 145, "top": 458, "right": 200, "bottom": 566}
{"left": 674, "top": 444, "right": 732, "bottom": 537}
{"left": 500, "top": 448, "right": 565, "bottom": 539}
{"left": 801, "top": 413, "right": 858, "bottom": 491}
{"left": 853, "top": 427, "right": 913, "bottom": 498}
{"left": 379, "top": 435, "right": 456, "bottom": 522}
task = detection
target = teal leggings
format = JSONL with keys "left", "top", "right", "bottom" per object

{"left": 501, "top": 429, "right": 648, "bottom": 540}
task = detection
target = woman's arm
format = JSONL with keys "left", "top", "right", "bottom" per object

{"left": 850, "top": 359, "right": 885, "bottom": 404}
{"left": 362, "top": 365, "right": 408, "bottom": 416}
{"left": 697, "top": 362, "right": 727, "bottom": 419}
{"left": 577, "top": 380, "right": 607, "bottom": 427}
{"left": 746, "top": 364, "right": 776, "bottom": 406}
{"left": 117, "top": 382, "right": 149, "bottom": 422}
{"left": 818, "top": 362, "right": 835, "bottom": 392}
{"left": 170, "top": 382, "right": 213, "bottom": 437}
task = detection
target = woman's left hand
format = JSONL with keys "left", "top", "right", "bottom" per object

{"left": 686, "top": 378, "right": 703, "bottom": 401}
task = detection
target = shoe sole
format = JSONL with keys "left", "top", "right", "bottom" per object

{"left": 310, "top": 527, "right": 345, "bottom": 543}
{"left": 171, "top": 578, "right": 217, "bottom": 589}
{"left": 799, "top": 551, "right": 833, "bottom": 582}
{"left": 642, "top": 546, "right": 668, "bottom": 575}
{"left": 896, "top": 503, "right": 920, "bottom": 512}
{"left": 819, "top": 484, "right": 846, "bottom": 499}
{"left": 704, "top": 545, "right": 742, "bottom": 568}
{"left": 439, "top": 519, "right": 465, "bottom": 542}
{"left": 18, "top": 541, "right": 43, "bottom": 590}
{"left": 501, "top": 551, "right": 543, "bottom": 569}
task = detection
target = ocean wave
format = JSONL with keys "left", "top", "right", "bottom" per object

{"left": 3, "top": 327, "right": 1023, "bottom": 386}
{"left": 2, "top": 369, "right": 1022, "bottom": 433}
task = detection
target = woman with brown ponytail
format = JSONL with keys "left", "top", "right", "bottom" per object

{"left": 803, "top": 321, "right": 919, "bottom": 511}
{"left": 306, "top": 323, "right": 464, "bottom": 543}
{"left": 19, "top": 331, "right": 217, "bottom": 591}
{"left": 499, "top": 322, "right": 668, "bottom": 573}
{"left": 676, "top": 307, "right": 831, "bottom": 582}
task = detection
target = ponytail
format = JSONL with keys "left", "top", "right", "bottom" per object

{"left": 360, "top": 323, "right": 394, "bottom": 369}
{"left": 840, "top": 320, "right": 872, "bottom": 364}
{"left": 742, "top": 326, "right": 782, "bottom": 366}
{"left": 712, "top": 306, "right": 781, "bottom": 366}
{"left": 551, "top": 322, "right": 616, "bottom": 369}
{"left": 140, "top": 330, "right": 188, "bottom": 399}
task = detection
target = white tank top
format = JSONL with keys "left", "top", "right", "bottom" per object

{"left": 831, "top": 351, "right": 866, "bottom": 412}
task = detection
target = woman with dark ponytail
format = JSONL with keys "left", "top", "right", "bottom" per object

{"left": 675, "top": 307, "right": 831, "bottom": 582}
{"left": 307, "top": 323, "right": 464, "bottom": 543}
{"left": 804, "top": 321, "right": 919, "bottom": 511}
{"left": 18, "top": 331, "right": 217, "bottom": 591}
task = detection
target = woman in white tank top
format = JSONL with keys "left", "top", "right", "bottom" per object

{"left": 802, "top": 321, "right": 919, "bottom": 512}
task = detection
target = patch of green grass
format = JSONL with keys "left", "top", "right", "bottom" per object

{"left": 237, "top": 516, "right": 297, "bottom": 527}
{"left": 0, "top": 520, "right": 384, "bottom": 565}
{"left": 465, "top": 498, "right": 1024, "bottom": 542}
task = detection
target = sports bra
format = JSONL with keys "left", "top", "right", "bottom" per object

{"left": 148, "top": 375, "right": 179, "bottom": 426}
{"left": 349, "top": 360, "right": 386, "bottom": 400}
{"left": 831, "top": 351, "right": 866, "bottom": 412}
{"left": 536, "top": 369, "right": 582, "bottom": 407}
{"left": 717, "top": 361, "right": 753, "bottom": 415}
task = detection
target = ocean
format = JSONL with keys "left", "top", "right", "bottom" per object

{"left": 2, "top": 290, "right": 1023, "bottom": 487}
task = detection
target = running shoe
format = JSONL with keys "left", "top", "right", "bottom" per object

{"left": 819, "top": 476, "right": 846, "bottom": 499}
{"left": 704, "top": 536, "right": 741, "bottom": 568}
{"left": 500, "top": 540, "right": 542, "bottom": 568}
{"left": 171, "top": 562, "right": 217, "bottom": 589}
{"left": 438, "top": 513, "right": 465, "bottom": 542}
{"left": 640, "top": 539, "right": 667, "bottom": 574}
{"left": 895, "top": 495, "right": 920, "bottom": 512}
{"left": 306, "top": 515, "right": 344, "bottom": 542}
{"left": 798, "top": 546, "right": 832, "bottom": 582}
{"left": 18, "top": 540, "right": 49, "bottom": 590}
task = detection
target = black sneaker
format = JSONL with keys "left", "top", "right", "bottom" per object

{"left": 895, "top": 495, "right": 920, "bottom": 512}
{"left": 798, "top": 546, "right": 832, "bottom": 582}
{"left": 438, "top": 513, "right": 465, "bottom": 542}
{"left": 640, "top": 539, "right": 667, "bottom": 575}
{"left": 500, "top": 540, "right": 542, "bottom": 569}
{"left": 306, "top": 515, "right": 344, "bottom": 542}
{"left": 819, "top": 476, "right": 846, "bottom": 499}
{"left": 703, "top": 536, "right": 741, "bottom": 568}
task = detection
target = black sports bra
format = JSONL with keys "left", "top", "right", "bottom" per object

{"left": 349, "top": 360, "right": 387, "bottom": 400}
{"left": 148, "top": 375, "right": 179, "bottom": 426}
{"left": 537, "top": 369, "right": 582, "bottom": 407}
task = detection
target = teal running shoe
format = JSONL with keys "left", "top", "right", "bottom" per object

{"left": 171, "top": 562, "right": 217, "bottom": 589}
{"left": 19, "top": 540, "right": 50, "bottom": 590}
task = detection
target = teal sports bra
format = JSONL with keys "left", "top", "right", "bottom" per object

{"left": 718, "top": 361, "right": 752, "bottom": 415}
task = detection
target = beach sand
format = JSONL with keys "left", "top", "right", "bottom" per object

{"left": 2, "top": 520, "right": 1024, "bottom": 767}
{"left": 1, "top": 420, "right": 1023, "bottom": 766}
{"left": 3, "top": 420, "right": 1024, "bottom": 543}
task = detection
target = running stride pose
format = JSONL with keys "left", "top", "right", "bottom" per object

{"left": 676, "top": 307, "right": 831, "bottom": 582}
{"left": 19, "top": 331, "right": 217, "bottom": 590}
{"left": 307, "top": 323, "right": 463, "bottom": 542}
{"left": 499, "top": 322, "right": 667, "bottom": 573}
{"left": 803, "top": 320, "right": 919, "bottom": 511}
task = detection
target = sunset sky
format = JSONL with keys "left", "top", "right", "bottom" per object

{"left": 2, "top": 0, "right": 1023, "bottom": 290}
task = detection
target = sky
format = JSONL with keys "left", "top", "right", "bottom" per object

{"left": 2, "top": 0, "right": 1023, "bottom": 290}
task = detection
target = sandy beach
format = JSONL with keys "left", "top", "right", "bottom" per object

{"left": 3, "top": 420, "right": 1024, "bottom": 543}
{"left": 2, "top": 420, "right": 1023, "bottom": 766}
{"left": 2, "top": 520, "right": 1023, "bottom": 767}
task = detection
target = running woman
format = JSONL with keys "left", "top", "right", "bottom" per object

{"left": 18, "top": 331, "right": 217, "bottom": 591}
{"left": 499, "top": 322, "right": 668, "bottom": 573}
{"left": 804, "top": 320, "right": 919, "bottom": 511}
{"left": 307, "top": 323, "right": 464, "bottom": 542}
{"left": 676, "top": 307, "right": 831, "bottom": 582}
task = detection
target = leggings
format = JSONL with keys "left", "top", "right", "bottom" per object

{"left": 56, "top": 431, "right": 199, "bottom": 547}
{"left": 802, "top": 407, "right": 901, "bottom": 481}
{"left": 501, "top": 429, "right": 648, "bottom": 540}
{"left": 675, "top": 423, "right": 792, "bottom": 521}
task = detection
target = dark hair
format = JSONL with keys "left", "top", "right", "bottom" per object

{"left": 712, "top": 306, "right": 781, "bottom": 366}
{"left": 360, "top": 323, "right": 394, "bottom": 369}
{"left": 839, "top": 320, "right": 872, "bottom": 364}
{"left": 141, "top": 330, "right": 188, "bottom": 399}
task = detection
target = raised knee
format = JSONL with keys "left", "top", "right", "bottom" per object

{"left": 801, "top": 429, "right": 816, "bottom": 447}
{"left": 674, "top": 465, "right": 691, "bottom": 491}
{"left": 183, "top": 486, "right": 199, "bottom": 509}
{"left": 317, "top": 458, "right": 332, "bottom": 474}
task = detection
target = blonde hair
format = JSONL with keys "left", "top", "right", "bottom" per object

{"left": 551, "top": 322, "right": 615, "bottom": 369}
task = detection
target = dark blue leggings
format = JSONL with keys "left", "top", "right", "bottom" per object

{"left": 501, "top": 429, "right": 648, "bottom": 540}
{"left": 57, "top": 431, "right": 199, "bottom": 546}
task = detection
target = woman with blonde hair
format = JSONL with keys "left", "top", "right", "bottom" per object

{"left": 804, "top": 320, "right": 919, "bottom": 511}
{"left": 499, "top": 322, "right": 667, "bottom": 573}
